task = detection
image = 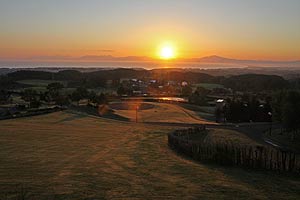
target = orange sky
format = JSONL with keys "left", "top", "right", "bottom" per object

{"left": 0, "top": 0, "right": 299, "bottom": 61}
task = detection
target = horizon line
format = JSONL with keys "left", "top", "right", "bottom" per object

{"left": 1, "top": 55, "right": 299, "bottom": 63}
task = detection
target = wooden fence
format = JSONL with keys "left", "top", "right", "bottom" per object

{"left": 168, "top": 127, "right": 300, "bottom": 173}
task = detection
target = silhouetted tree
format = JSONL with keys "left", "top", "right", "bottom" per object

{"left": 188, "top": 87, "right": 209, "bottom": 106}
{"left": 47, "top": 82, "right": 64, "bottom": 92}
{"left": 22, "top": 89, "right": 40, "bottom": 108}
{"left": 182, "top": 85, "right": 193, "bottom": 96}
{"left": 0, "top": 90, "right": 10, "bottom": 103}
{"left": 282, "top": 90, "right": 300, "bottom": 140}
{"left": 71, "top": 87, "right": 89, "bottom": 101}
{"left": 45, "top": 82, "right": 67, "bottom": 104}
{"left": 271, "top": 90, "right": 287, "bottom": 123}
{"left": 224, "top": 95, "right": 272, "bottom": 123}
{"left": 117, "top": 85, "right": 132, "bottom": 96}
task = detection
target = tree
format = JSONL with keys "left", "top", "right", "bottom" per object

{"left": 223, "top": 94, "right": 272, "bottom": 123}
{"left": 45, "top": 82, "right": 67, "bottom": 104}
{"left": 47, "top": 82, "right": 64, "bottom": 91}
{"left": 182, "top": 85, "right": 193, "bottom": 96}
{"left": 47, "top": 82, "right": 64, "bottom": 97}
{"left": 271, "top": 90, "right": 287, "bottom": 123}
{"left": 222, "top": 74, "right": 289, "bottom": 92}
{"left": 188, "top": 88, "right": 208, "bottom": 106}
{"left": 117, "top": 85, "right": 132, "bottom": 96}
{"left": 282, "top": 91, "right": 300, "bottom": 140}
{"left": 98, "top": 93, "right": 107, "bottom": 104}
{"left": 71, "top": 87, "right": 89, "bottom": 101}
{"left": 195, "top": 87, "right": 210, "bottom": 96}
{"left": 22, "top": 89, "right": 40, "bottom": 108}
{"left": 0, "top": 90, "right": 10, "bottom": 103}
{"left": 88, "top": 91, "right": 107, "bottom": 104}
{"left": 55, "top": 95, "right": 69, "bottom": 106}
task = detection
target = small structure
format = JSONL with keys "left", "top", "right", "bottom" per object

{"left": 215, "top": 99, "right": 226, "bottom": 123}
{"left": 76, "top": 99, "right": 89, "bottom": 106}
{"left": 216, "top": 99, "right": 225, "bottom": 109}
{"left": 181, "top": 81, "right": 188, "bottom": 87}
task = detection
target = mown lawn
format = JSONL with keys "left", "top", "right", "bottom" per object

{"left": 0, "top": 111, "right": 299, "bottom": 199}
{"left": 113, "top": 102, "right": 213, "bottom": 124}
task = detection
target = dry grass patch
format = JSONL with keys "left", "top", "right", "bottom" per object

{"left": 113, "top": 102, "right": 213, "bottom": 124}
{"left": 0, "top": 112, "right": 299, "bottom": 199}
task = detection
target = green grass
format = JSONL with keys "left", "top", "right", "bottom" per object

{"left": 179, "top": 104, "right": 216, "bottom": 121}
{"left": 16, "top": 79, "right": 114, "bottom": 95}
{"left": 180, "top": 104, "right": 215, "bottom": 114}
{"left": 16, "top": 79, "right": 67, "bottom": 87}
{"left": 192, "top": 83, "right": 224, "bottom": 90}
{"left": 89, "top": 87, "right": 116, "bottom": 94}
{"left": 0, "top": 112, "right": 299, "bottom": 199}
{"left": 14, "top": 79, "right": 77, "bottom": 94}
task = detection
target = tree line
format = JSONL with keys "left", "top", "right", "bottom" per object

{"left": 216, "top": 90, "right": 300, "bottom": 140}
{"left": 272, "top": 90, "right": 300, "bottom": 140}
{"left": 2, "top": 69, "right": 293, "bottom": 92}
{"left": 21, "top": 82, "right": 107, "bottom": 108}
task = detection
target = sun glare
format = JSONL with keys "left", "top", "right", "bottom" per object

{"left": 159, "top": 45, "right": 176, "bottom": 60}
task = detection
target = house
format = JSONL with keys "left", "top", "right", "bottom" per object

{"left": 216, "top": 99, "right": 225, "bottom": 109}
{"left": 181, "top": 81, "right": 188, "bottom": 87}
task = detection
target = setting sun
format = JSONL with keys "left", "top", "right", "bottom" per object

{"left": 159, "top": 45, "right": 176, "bottom": 60}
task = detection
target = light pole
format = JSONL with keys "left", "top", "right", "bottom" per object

{"left": 268, "top": 112, "right": 272, "bottom": 136}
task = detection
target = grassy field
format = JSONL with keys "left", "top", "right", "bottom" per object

{"left": 111, "top": 102, "right": 214, "bottom": 124}
{"left": 0, "top": 112, "right": 299, "bottom": 199}
{"left": 16, "top": 79, "right": 67, "bottom": 87}
{"left": 15, "top": 79, "right": 74, "bottom": 93}
{"left": 192, "top": 83, "right": 224, "bottom": 90}
{"left": 179, "top": 104, "right": 215, "bottom": 121}
{"left": 190, "top": 129, "right": 260, "bottom": 146}
{"left": 16, "top": 79, "right": 115, "bottom": 95}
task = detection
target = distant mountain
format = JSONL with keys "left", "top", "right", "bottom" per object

{"left": 76, "top": 55, "right": 300, "bottom": 66}
{"left": 195, "top": 55, "right": 236, "bottom": 63}
{"left": 191, "top": 55, "right": 300, "bottom": 67}
{"left": 1, "top": 54, "right": 299, "bottom": 68}
{"left": 23, "top": 55, "right": 152, "bottom": 62}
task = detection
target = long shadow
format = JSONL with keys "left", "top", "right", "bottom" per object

{"left": 144, "top": 121, "right": 206, "bottom": 127}
{"left": 177, "top": 103, "right": 215, "bottom": 121}
{"left": 55, "top": 111, "right": 88, "bottom": 123}
{"left": 212, "top": 163, "right": 300, "bottom": 198}
{"left": 169, "top": 143, "right": 300, "bottom": 199}
{"left": 68, "top": 106, "right": 130, "bottom": 122}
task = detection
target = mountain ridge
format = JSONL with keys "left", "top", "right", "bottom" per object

{"left": 1, "top": 55, "right": 299, "bottom": 67}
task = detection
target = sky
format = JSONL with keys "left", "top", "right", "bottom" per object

{"left": 0, "top": 0, "right": 299, "bottom": 61}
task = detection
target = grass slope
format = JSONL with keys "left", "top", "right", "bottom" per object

{"left": 0, "top": 112, "right": 299, "bottom": 199}
{"left": 112, "top": 102, "right": 214, "bottom": 124}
